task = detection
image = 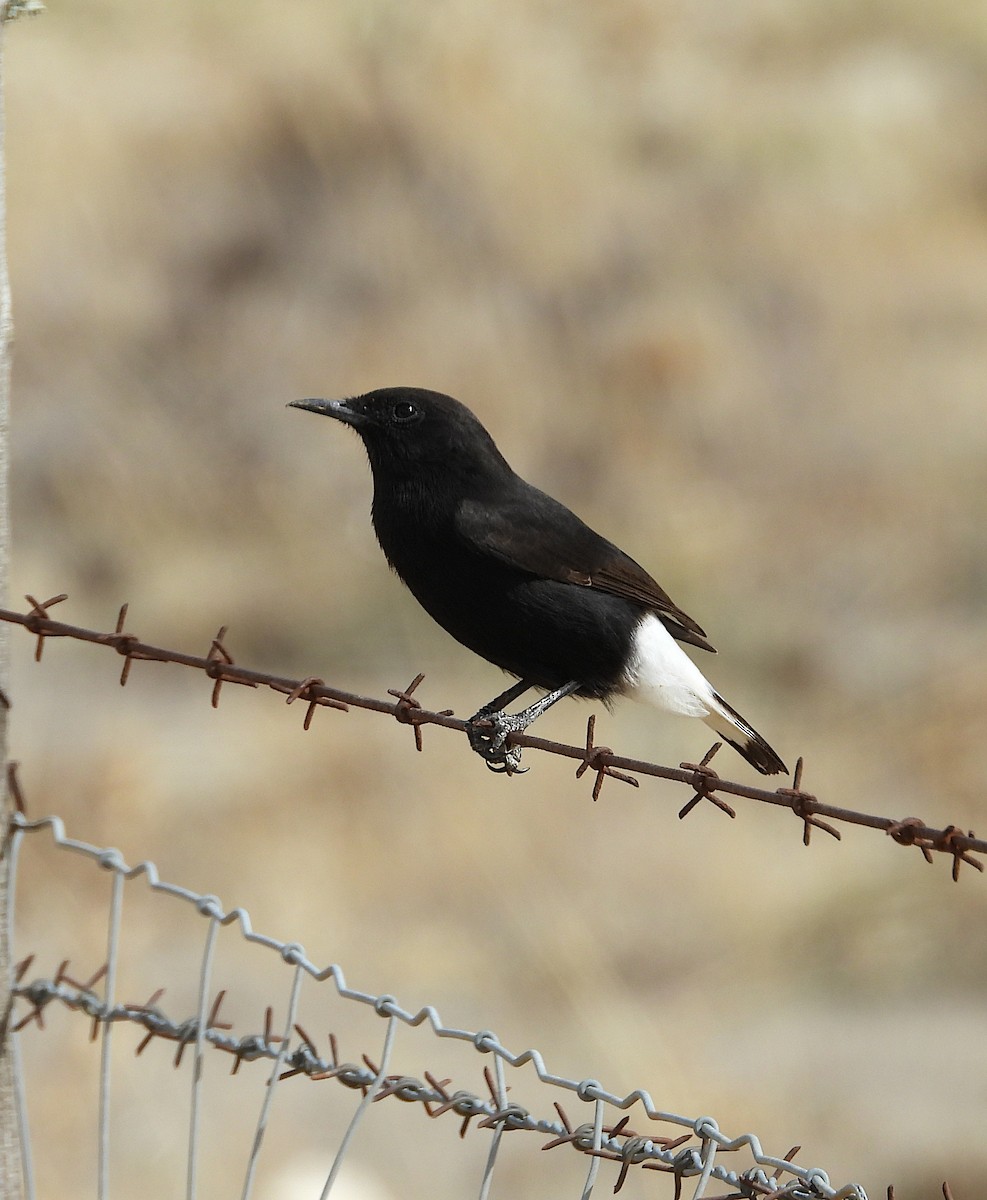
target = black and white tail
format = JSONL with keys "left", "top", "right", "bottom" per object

{"left": 704, "top": 691, "right": 787, "bottom": 776}
{"left": 621, "top": 613, "right": 787, "bottom": 777}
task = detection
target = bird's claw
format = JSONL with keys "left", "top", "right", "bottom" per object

{"left": 466, "top": 711, "right": 530, "bottom": 775}
{"left": 485, "top": 755, "right": 528, "bottom": 775}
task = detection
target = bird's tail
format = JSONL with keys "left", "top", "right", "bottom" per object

{"left": 704, "top": 691, "right": 787, "bottom": 776}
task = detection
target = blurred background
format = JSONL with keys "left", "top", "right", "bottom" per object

{"left": 6, "top": 1, "right": 987, "bottom": 1197}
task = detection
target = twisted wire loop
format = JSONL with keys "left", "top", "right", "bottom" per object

{"left": 5, "top": 812, "right": 868, "bottom": 1200}
{"left": 0, "top": 597, "right": 981, "bottom": 878}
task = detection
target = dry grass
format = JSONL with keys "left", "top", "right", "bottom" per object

{"left": 5, "top": 1, "right": 987, "bottom": 1196}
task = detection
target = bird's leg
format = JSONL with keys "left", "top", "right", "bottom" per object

{"left": 467, "top": 679, "right": 581, "bottom": 775}
{"left": 466, "top": 680, "right": 532, "bottom": 762}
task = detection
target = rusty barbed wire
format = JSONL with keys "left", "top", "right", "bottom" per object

{"left": 1, "top": 594, "right": 983, "bottom": 879}
{"left": 6, "top": 813, "right": 868, "bottom": 1200}
{"left": 10, "top": 960, "right": 801, "bottom": 1190}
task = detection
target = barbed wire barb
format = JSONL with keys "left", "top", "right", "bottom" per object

{"left": 575, "top": 713, "right": 639, "bottom": 800}
{"left": 678, "top": 743, "right": 734, "bottom": 820}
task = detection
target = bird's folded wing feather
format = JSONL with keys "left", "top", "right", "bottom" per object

{"left": 456, "top": 490, "right": 716, "bottom": 653}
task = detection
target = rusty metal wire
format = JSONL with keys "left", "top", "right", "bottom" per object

{"left": 1, "top": 594, "right": 982, "bottom": 880}
{"left": 5, "top": 811, "right": 868, "bottom": 1200}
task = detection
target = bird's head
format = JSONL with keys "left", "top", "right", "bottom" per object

{"left": 288, "top": 387, "right": 510, "bottom": 485}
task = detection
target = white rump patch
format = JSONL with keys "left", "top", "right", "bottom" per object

{"left": 620, "top": 613, "right": 717, "bottom": 719}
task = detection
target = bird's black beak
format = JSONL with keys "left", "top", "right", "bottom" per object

{"left": 287, "top": 397, "right": 369, "bottom": 427}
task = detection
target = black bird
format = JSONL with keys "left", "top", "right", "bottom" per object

{"left": 289, "top": 388, "right": 786, "bottom": 777}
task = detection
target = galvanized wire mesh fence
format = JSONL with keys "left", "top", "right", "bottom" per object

{"left": 6, "top": 809, "right": 869, "bottom": 1200}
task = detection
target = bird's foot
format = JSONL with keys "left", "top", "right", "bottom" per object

{"left": 466, "top": 707, "right": 530, "bottom": 775}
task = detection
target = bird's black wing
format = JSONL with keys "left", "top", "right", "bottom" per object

{"left": 456, "top": 487, "right": 716, "bottom": 653}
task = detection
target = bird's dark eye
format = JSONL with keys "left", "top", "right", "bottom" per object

{"left": 391, "top": 400, "right": 421, "bottom": 424}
